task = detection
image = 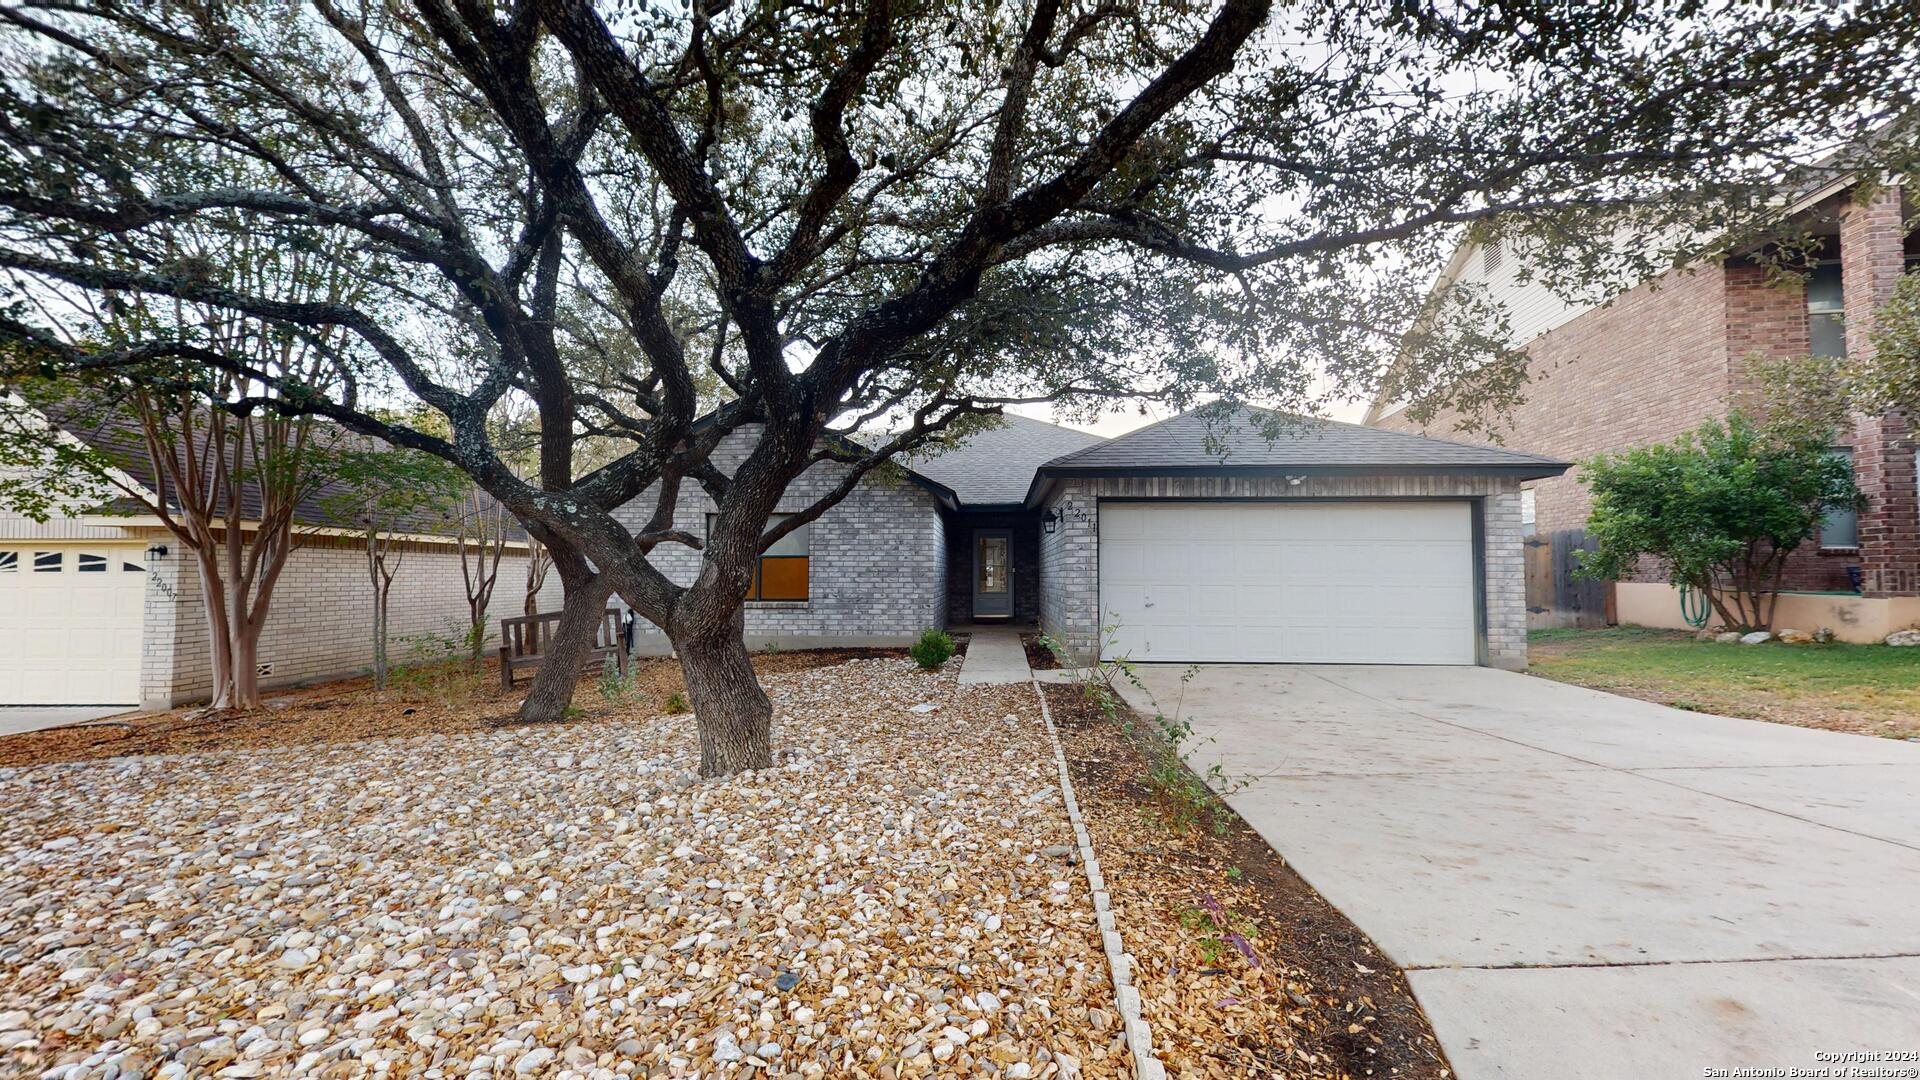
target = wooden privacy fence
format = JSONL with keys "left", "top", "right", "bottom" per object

{"left": 499, "top": 608, "right": 629, "bottom": 688}
{"left": 1524, "top": 528, "right": 1615, "bottom": 629}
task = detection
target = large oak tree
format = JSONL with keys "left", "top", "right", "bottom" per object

{"left": 1, "top": 0, "right": 1915, "bottom": 773}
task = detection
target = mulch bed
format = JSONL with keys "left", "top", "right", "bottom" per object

{"left": 1045, "top": 682, "right": 1451, "bottom": 1079}
{"left": 0, "top": 648, "right": 904, "bottom": 770}
{"left": 1021, "top": 634, "right": 1061, "bottom": 670}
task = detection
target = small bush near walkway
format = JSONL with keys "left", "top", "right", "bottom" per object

{"left": 910, "top": 629, "right": 957, "bottom": 670}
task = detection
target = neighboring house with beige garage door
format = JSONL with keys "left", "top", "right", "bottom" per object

{"left": 0, "top": 411, "right": 561, "bottom": 710}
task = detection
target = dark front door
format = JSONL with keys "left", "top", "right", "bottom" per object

{"left": 972, "top": 529, "right": 1013, "bottom": 618}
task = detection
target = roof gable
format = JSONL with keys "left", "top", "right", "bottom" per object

{"left": 906, "top": 413, "right": 1104, "bottom": 507}
{"left": 1036, "top": 403, "right": 1568, "bottom": 481}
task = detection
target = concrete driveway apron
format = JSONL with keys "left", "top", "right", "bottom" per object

{"left": 1116, "top": 663, "right": 1920, "bottom": 1079}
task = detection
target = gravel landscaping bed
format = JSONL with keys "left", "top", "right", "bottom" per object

{"left": 0, "top": 659, "right": 1130, "bottom": 1080}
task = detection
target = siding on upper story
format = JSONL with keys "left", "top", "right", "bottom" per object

{"left": 0, "top": 507, "right": 140, "bottom": 541}
{"left": 0, "top": 459, "right": 145, "bottom": 540}
{"left": 1457, "top": 235, "right": 1601, "bottom": 349}
{"left": 1373, "top": 182, "right": 1919, "bottom": 599}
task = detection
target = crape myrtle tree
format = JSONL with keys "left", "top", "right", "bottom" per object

{"left": 2, "top": 1, "right": 1918, "bottom": 774}
{"left": 322, "top": 442, "right": 469, "bottom": 690}
{"left": 0, "top": 218, "right": 387, "bottom": 711}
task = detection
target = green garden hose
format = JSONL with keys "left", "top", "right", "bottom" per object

{"left": 1679, "top": 584, "right": 1711, "bottom": 629}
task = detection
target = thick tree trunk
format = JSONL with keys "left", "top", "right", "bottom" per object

{"left": 227, "top": 615, "right": 262, "bottom": 707}
{"left": 675, "top": 609, "right": 772, "bottom": 777}
{"left": 516, "top": 557, "right": 610, "bottom": 723}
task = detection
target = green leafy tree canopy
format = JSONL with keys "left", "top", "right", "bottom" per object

{"left": 1575, "top": 413, "right": 1861, "bottom": 632}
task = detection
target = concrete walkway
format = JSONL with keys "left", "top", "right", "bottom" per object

{"left": 1118, "top": 663, "right": 1920, "bottom": 1079}
{"left": 0, "top": 705, "right": 136, "bottom": 737}
{"left": 955, "top": 625, "right": 1034, "bottom": 685}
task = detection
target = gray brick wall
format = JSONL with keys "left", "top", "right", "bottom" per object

{"left": 611, "top": 426, "right": 947, "bottom": 651}
{"left": 1036, "top": 474, "right": 1529, "bottom": 669}
{"left": 1481, "top": 489, "right": 1527, "bottom": 668}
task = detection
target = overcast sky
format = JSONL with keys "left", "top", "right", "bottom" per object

{"left": 1009, "top": 383, "right": 1374, "bottom": 437}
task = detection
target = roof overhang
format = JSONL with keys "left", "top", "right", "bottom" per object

{"left": 940, "top": 501, "right": 1031, "bottom": 514}
{"left": 1024, "top": 460, "right": 1571, "bottom": 508}
{"left": 75, "top": 514, "right": 536, "bottom": 550}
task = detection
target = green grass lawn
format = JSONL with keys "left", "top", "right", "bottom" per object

{"left": 1527, "top": 626, "right": 1920, "bottom": 739}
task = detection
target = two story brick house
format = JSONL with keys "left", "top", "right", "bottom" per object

{"left": 1367, "top": 179, "right": 1919, "bottom": 641}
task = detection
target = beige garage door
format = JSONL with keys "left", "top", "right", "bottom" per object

{"left": 1098, "top": 501, "right": 1478, "bottom": 664}
{"left": 0, "top": 547, "right": 146, "bottom": 705}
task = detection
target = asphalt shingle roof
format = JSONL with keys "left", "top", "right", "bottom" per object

{"left": 1038, "top": 404, "right": 1569, "bottom": 474}
{"left": 907, "top": 413, "right": 1106, "bottom": 506}
{"left": 26, "top": 393, "right": 511, "bottom": 539}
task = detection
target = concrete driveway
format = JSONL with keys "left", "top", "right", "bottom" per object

{"left": 1118, "top": 664, "right": 1920, "bottom": 1079}
{"left": 0, "top": 705, "right": 135, "bottom": 738}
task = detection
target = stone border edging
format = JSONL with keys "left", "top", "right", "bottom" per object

{"left": 1029, "top": 679, "right": 1167, "bottom": 1080}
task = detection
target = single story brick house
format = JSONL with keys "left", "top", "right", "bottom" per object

{"left": 5, "top": 396, "right": 1567, "bottom": 708}
{"left": 620, "top": 406, "right": 1568, "bottom": 669}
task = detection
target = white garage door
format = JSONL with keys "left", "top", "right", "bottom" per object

{"left": 1098, "top": 501, "right": 1477, "bottom": 664}
{"left": 0, "top": 547, "right": 146, "bottom": 705}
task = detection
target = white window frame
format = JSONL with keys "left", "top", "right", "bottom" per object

{"left": 1820, "top": 448, "right": 1858, "bottom": 550}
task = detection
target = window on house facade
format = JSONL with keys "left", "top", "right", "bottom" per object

{"left": 77, "top": 553, "right": 107, "bottom": 572}
{"left": 33, "top": 551, "right": 61, "bottom": 572}
{"left": 1806, "top": 262, "right": 1846, "bottom": 358}
{"left": 1481, "top": 239, "right": 1504, "bottom": 274}
{"left": 709, "top": 513, "right": 811, "bottom": 601}
{"left": 1519, "top": 489, "right": 1537, "bottom": 536}
{"left": 0, "top": 551, "right": 16, "bottom": 572}
{"left": 1820, "top": 448, "right": 1858, "bottom": 549}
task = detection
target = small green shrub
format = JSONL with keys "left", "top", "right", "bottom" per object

{"left": 663, "top": 691, "right": 690, "bottom": 714}
{"left": 909, "top": 628, "right": 956, "bottom": 670}
{"left": 597, "top": 652, "right": 638, "bottom": 703}
{"left": 1177, "top": 893, "right": 1261, "bottom": 969}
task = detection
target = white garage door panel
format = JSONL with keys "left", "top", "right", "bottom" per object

{"left": 0, "top": 548, "right": 145, "bottom": 705}
{"left": 1099, "top": 502, "right": 1477, "bottom": 664}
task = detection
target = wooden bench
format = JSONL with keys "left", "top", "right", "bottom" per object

{"left": 500, "top": 608, "right": 629, "bottom": 688}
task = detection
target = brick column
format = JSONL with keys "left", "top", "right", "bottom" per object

{"left": 1840, "top": 183, "right": 1917, "bottom": 597}
{"left": 139, "top": 540, "right": 198, "bottom": 709}
{"left": 1036, "top": 482, "right": 1100, "bottom": 663}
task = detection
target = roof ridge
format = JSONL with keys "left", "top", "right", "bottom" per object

{"left": 1039, "top": 409, "right": 1185, "bottom": 467}
{"left": 1235, "top": 402, "right": 1564, "bottom": 464}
